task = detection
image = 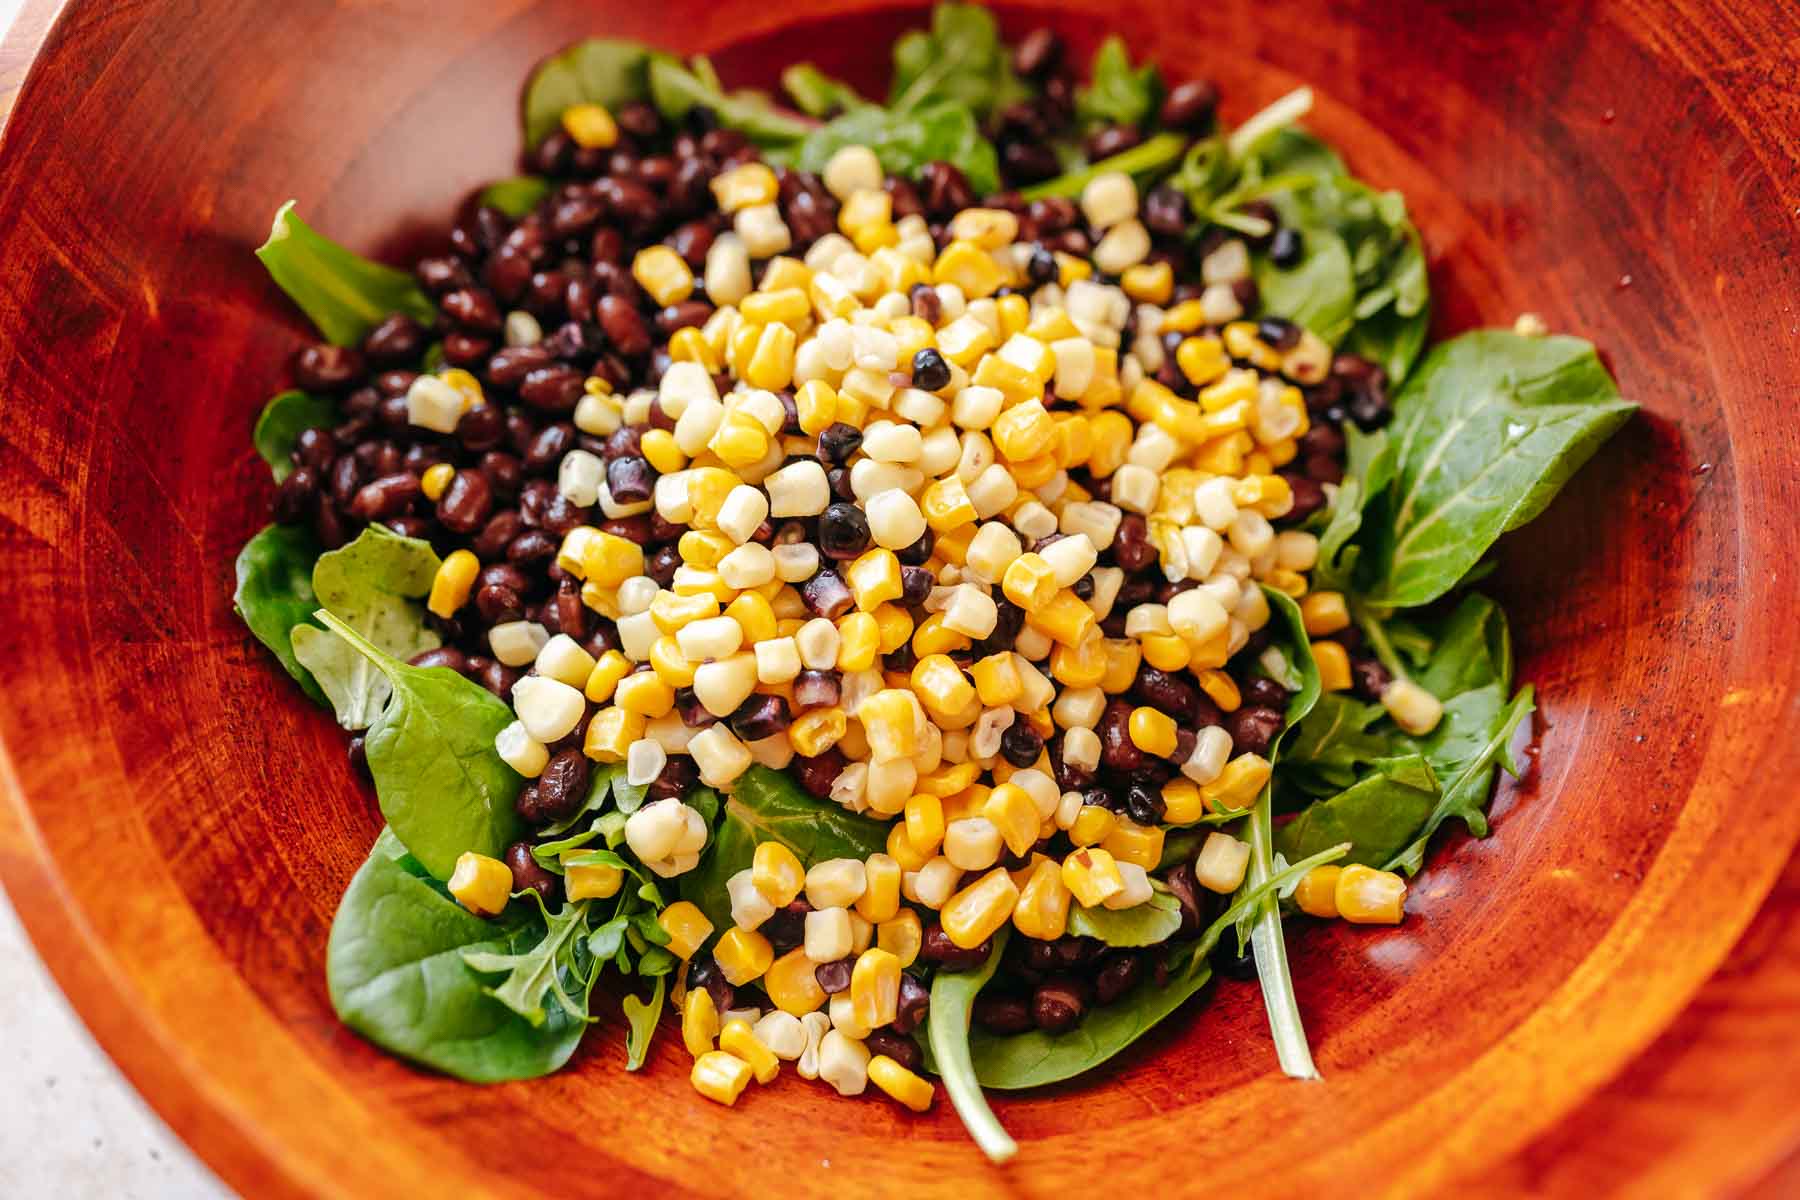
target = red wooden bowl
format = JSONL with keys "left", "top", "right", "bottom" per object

{"left": 2, "top": 1, "right": 1798, "bottom": 1195}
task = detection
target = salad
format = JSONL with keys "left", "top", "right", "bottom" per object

{"left": 234, "top": 4, "right": 1634, "bottom": 1161}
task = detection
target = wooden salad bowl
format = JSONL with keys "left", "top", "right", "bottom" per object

{"left": 2, "top": 0, "right": 1798, "bottom": 1195}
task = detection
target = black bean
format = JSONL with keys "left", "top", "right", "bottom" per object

{"left": 479, "top": 451, "right": 524, "bottom": 500}
{"left": 1132, "top": 666, "right": 1201, "bottom": 723}
{"left": 1000, "top": 723, "right": 1043, "bottom": 769}
{"left": 1164, "top": 865, "right": 1206, "bottom": 937}
{"left": 1241, "top": 676, "right": 1291, "bottom": 709}
{"left": 408, "top": 646, "right": 470, "bottom": 673}
{"left": 1111, "top": 512, "right": 1156, "bottom": 572}
{"left": 361, "top": 313, "right": 426, "bottom": 367}
{"left": 1087, "top": 123, "right": 1142, "bottom": 160}
{"left": 1160, "top": 80, "right": 1220, "bottom": 131}
{"left": 292, "top": 344, "right": 365, "bottom": 392}
{"left": 973, "top": 994, "right": 1035, "bottom": 1035}
{"left": 921, "top": 925, "right": 992, "bottom": 970}
{"left": 348, "top": 473, "right": 421, "bottom": 522}
{"left": 813, "top": 957, "right": 853, "bottom": 995}
{"left": 802, "top": 569, "right": 854, "bottom": 619}
{"left": 1097, "top": 699, "right": 1146, "bottom": 774}
{"left": 864, "top": 1028, "right": 922, "bottom": 1070}
{"left": 1258, "top": 317, "right": 1302, "bottom": 352}
{"left": 430, "top": 470, "right": 490, "bottom": 535}
{"left": 647, "top": 755, "right": 697, "bottom": 803}
{"left": 818, "top": 502, "right": 872, "bottom": 561}
{"left": 313, "top": 503, "right": 347, "bottom": 551}
{"left": 1094, "top": 953, "right": 1145, "bottom": 1006}
{"left": 1227, "top": 705, "right": 1285, "bottom": 756}
{"left": 1283, "top": 474, "right": 1328, "bottom": 522}
{"left": 347, "top": 735, "right": 369, "bottom": 779}
{"left": 475, "top": 583, "right": 525, "bottom": 625}
{"left": 515, "top": 364, "right": 582, "bottom": 413}
{"left": 1125, "top": 782, "right": 1167, "bottom": 826}
{"left": 729, "top": 694, "right": 792, "bottom": 741}
{"left": 441, "top": 332, "right": 495, "bottom": 367}
{"left": 442, "top": 288, "right": 503, "bottom": 334}
{"left": 473, "top": 657, "right": 521, "bottom": 700}
{"left": 595, "top": 295, "right": 651, "bottom": 356}
{"left": 272, "top": 466, "right": 319, "bottom": 523}
{"left": 1214, "top": 939, "right": 1257, "bottom": 981}
{"left": 1270, "top": 227, "right": 1305, "bottom": 269}
{"left": 1032, "top": 978, "right": 1087, "bottom": 1032}
{"left": 900, "top": 566, "right": 935, "bottom": 606}
{"left": 606, "top": 456, "right": 654, "bottom": 504}
{"left": 1352, "top": 656, "right": 1393, "bottom": 702}
{"left": 687, "top": 952, "right": 736, "bottom": 1016}
{"left": 524, "top": 423, "right": 576, "bottom": 472}
{"left": 1013, "top": 28, "right": 1064, "bottom": 79}
{"left": 816, "top": 422, "right": 863, "bottom": 465}
{"left": 1000, "top": 138, "right": 1060, "bottom": 185}
{"left": 792, "top": 749, "right": 846, "bottom": 799}
{"left": 533, "top": 749, "right": 591, "bottom": 825}
{"left": 1143, "top": 184, "right": 1191, "bottom": 237}
{"left": 416, "top": 256, "right": 474, "bottom": 296}
{"left": 892, "top": 973, "right": 930, "bottom": 1035}
{"left": 504, "top": 841, "right": 561, "bottom": 904}
{"left": 763, "top": 900, "right": 811, "bottom": 955}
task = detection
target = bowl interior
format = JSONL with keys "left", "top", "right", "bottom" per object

{"left": 1, "top": 1, "right": 1797, "bottom": 1196}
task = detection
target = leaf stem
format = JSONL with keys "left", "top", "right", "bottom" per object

{"left": 312, "top": 607, "right": 400, "bottom": 680}
{"left": 1244, "top": 785, "right": 1319, "bottom": 1079}
{"left": 928, "top": 928, "right": 1018, "bottom": 1164}
{"left": 1020, "top": 132, "right": 1188, "bottom": 201}
{"left": 1351, "top": 598, "right": 1409, "bottom": 682}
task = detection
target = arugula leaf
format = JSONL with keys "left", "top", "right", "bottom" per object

{"left": 622, "top": 977, "right": 667, "bottom": 1070}
{"left": 1255, "top": 228, "right": 1357, "bottom": 342}
{"left": 679, "top": 765, "right": 889, "bottom": 933}
{"left": 771, "top": 102, "right": 1000, "bottom": 197}
{"left": 1021, "top": 132, "right": 1187, "bottom": 201}
{"left": 1066, "top": 887, "right": 1183, "bottom": 947}
{"left": 289, "top": 525, "right": 442, "bottom": 730}
{"left": 310, "top": 610, "right": 522, "bottom": 879}
{"left": 232, "top": 524, "right": 327, "bottom": 706}
{"left": 781, "top": 64, "right": 872, "bottom": 118}
{"left": 462, "top": 897, "right": 595, "bottom": 1026}
{"left": 1074, "top": 36, "right": 1161, "bottom": 129}
{"left": 1275, "top": 753, "right": 1438, "bottom": 867}
{"left": 1311, "top": 425, "right": 1394, "bottom": 593}
{"left": 521, "top": 39, "right": 656, "bottom": 148}
{"left": 1360, "top": 332, "right": 1636, "bottom": 607}
{"left": 478, "top": 176, "right": 552, "bottom": 218}
{"left": 252, "top": 391, "right": 336, "bottom": 483}
{"left": 888, "top": 2, "right": 1028, "bottom": 119}
{"left": 256, "top": 202, "right": 436, "bottom": 347}
{"left": 326, "top": 831, "right": 586, "bottom": 1082}
{"left": 1277, "top": 694, "right": 1393, "bottom": 797}
{"left": 647, "top": 56, "right": 812, "bottom": 148}
{"left": 925, "top": 929, "right": 1017, "bottom": 1163}
{"left": 1386, "top": 684, "right": 1534, "bottom": 874}
{"left": 1411, "top": 592, "right": 1514, "bottom": 696}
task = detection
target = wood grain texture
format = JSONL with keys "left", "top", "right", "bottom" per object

{"left": 1, "top": 1, "right": 1798, "bottom": 1196}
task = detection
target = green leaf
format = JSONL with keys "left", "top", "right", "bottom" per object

{"left": 521, "top": 39, "right": 656, "bottom": 148}
{"left": 1066, "top": 887, "right": 1183, "bottom": 947}
{"left": 770, "top": 101, "right": 1000, "bottom": 198}
{"left": 252, "top": 390, "right": 337, "bottom": 483}
{"left": 622, "top": 976, "right": 667, "bottom": 1070}
{"left": 781, "top": 64, "right": 872, "bottom": 118}
{"left": 1311, "top": 425, "right": 1394, "bottom": 593}
{"left": 1361, "top": 332, "right": 1636, "bottom": 607}
{"left": 1020, "top": 132, "right": 1187, "bottom": 201}
{"left": 289, "top": 525, "right": 442, "bottom": 730}
{"left": 888, "top": 2, "right": 1028, "bottom": 119}
{"left": 1411, "top": 592, "right": 1514, "bottom": 696}
{"left": 1275, "top": 753, "right": 1439, "bottom": 867}
{"left": 1074, "top": 36, "right": 1161, "bottom": 130}
{"left": 925, "top": 929, "right": 1017, "bottom": 1163}
{"left": 1255, "top": 227, "right": 1356, "bottom": 342}
{"left": 1278, "top": 694, "right": 1393, "bottom": 797}
{"left": 326, "top": 832, "right": 586, "bottom": 1082}
{"left": 648, "top": 56, "right": 812, "bottom": 148}
{"left": 232, "top": 524, "right": 327, "bottom": 706}
{"left": 1386, "top": 683, "right": 1535, "bottom": 874}
{"left": 462, "top": 898, "right": 595, "bottom": 1026}
{"left": 310, "top": 610, "right": 523, "bottom": 879}
{"left": 478, "top": 176, "right": 552, "bottom": 218}
{"left": 679, "top": 765, "right": 889, "bottom": 934}
{"left": 255, "top": 202, "right": 436, "bottom": 346}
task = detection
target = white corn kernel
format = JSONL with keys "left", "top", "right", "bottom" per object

{"left": 688, "top": 722, "right": 753, "bottom": 787}
{"left": 805, "top": 907, "right": 855, "bottom": 963}
{"left": 796, "top": 618, "right": 840, "bottom": 670}
{"left": 1182, "top": 725, "right": 1234, "bottom": 785}
{"left": 673, "top": 391, "right": 725, "bottom": 455}
{"left": 510, "top": 676, "right": 585, "bottom": 743}
{"left": 1052, "top": 686, "right": 1105, "bottom": 730}
{"left": 1062, "top": 725, "right": 1101, "bottom": 772}
{"left": 1382, "top": 679, "right": 1445, "bottom": 735}
{"left": 754, "top": 1011, "right": 808, "bottom": 1061}
{"left": 1060, "top": 500, "right": 1122, "bottom": 550}
{"left": 970, "top": 706, "right": 1013, "bottom": 760}
{"left": 1201, "top": 239, "right": 1250, "bottom": 285}
{"left": 806, "top": 858, "right": 868, "bottom": 909}
{"left": 754, "top": 636, "right": 802, "bottom": 684}
{"left": 555, "top": 449, "right": 604, "bottom": 506}
{"left": 719, "top": 542, "right": 776, "bottom": 589}
{"left": 951, "top": 385, "right": 1005, "bottom": 431}
{"left": 965, "top": 463, "right": 1019, "bottom": 518}
{"left": 658, "top": 360, "right": 718, "bottom": 420}
{"left": 614, "top": 610, "right": 660, "bottom": 661}
{"left": 535, "top": 634, "right": 597, "bottom": 688}
{"left": 1093, "top": 219, "right": 1151, "bottom": 275}
{"left": 1040, "top": 533, "right": 1098, "bottom": 588}
{"left": 941, "top": 584, "right": 999, "bottom": 639}
{"left": 861, "top": 420, "right": 923, "bottom": 464}
{"left": 865, "top": 489, "right": 927, "bottom": 550}
{"left": 963, "top": 522, "right": 1022, "bottom": 584}
{"left": 678, "top": 615, "right": 744, "bottom": 661}
{"left": 903, "top": 857, "right": 961, "bottom": 909}
{"left": 573, "top": 391, "right": 621, "bottom": 436}
{"left": 734, "top": 203, "right": 791, "bottom": 259}
{"left": 626, "top": 797, "right": 689, "bottom": 863}
{"left": 823, "top": 144, "right": 883, "bottom": 201}
{"left": 797, "top": 1011, "right": 831, "bottom": 1079}
{"left": 1103, "top": 860, "right": 1155, "bottom": 909}
{"left": 819, "top": 1030, "right": 871, "bottom": 1096}
{"left": 764, "top": 460, "right": 831, "bottom": 518}
{"left": 728, "top": 868, "right": 777, "bottom": 930}
{"left": 1109, "top": 464, "right": 1160, "bottom": 514}
{"left": 705, "top": 233, "right": 753, "bottom": 305}
{"left": 1195, "top": 832, "right": 1253, "bottom": 893}
{"left": 693, "top": 653, "right": 758, "bottom": 717}
{"left": 625, "top": 737, "right": 668, "bottom": 788}
{"left": 1193, "top": 477, "right": 1238, "bottom": 530}
{"left": 1080, "top": 171, "right": 1138, "bottom": 231}
{"left": 1181, "top": 526, "right": 1225, "bottom": 581}
{"left": 716, "top": 484, "right": 770, "bottom": 544}
{"left": 772, "top": 542, "right": 820, "bottom": 583}
{"left": 1168, "top": 588, "right": 1230, "bottom": 644}
{"left": 404, "top": 375, "right": 465, "bottom": 433}
{"left": 494, "top": 720, "right": 549, "bottom": 778}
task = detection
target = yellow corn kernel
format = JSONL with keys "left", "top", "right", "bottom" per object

{"left": 1335, "top": 864, "right": 1407, "bottom": 924}
{"left": 906, "top": 655, "right": 972, "bottom": 719}
{"left": 651, "top": 591, "right": 720, "bottom": 637}
{"left": 739, "top": 286, "right": 810, "bottom": 326}
{"left": 637, "top": 428, "right": 685, "bottom": 475}
{"left": 984, "top": 784, "right": 1040, "bottom": 858}
{"left": 1068, "top": 804, "right": 1117, "bottom": 848}
{"left": 789, "top": 707, "right": 847, "bottom": 757}
{"left": 418, "top": 462, "right": 455, "bottom": 503}
{"left": 871, "top": 247, "right": 929, "bottom": 296}
{"left": 719, "top": 1018, "right": 781, "bottom": 1084}
{"left": 439, "top": 370, "right": 484, "bottom": 409}
{"left": 940, "top": 868, "right": 1019, "bottom": 950}
{"left": 887, "top": 820, "right": 933, "bottom": 872}
{"left": 711, "top": 409, "right": 770, "bottom": 468}
{"left": 1026, "top": 590, "right": 1097, "bottom": 648}
{"left": 1026, "top": 306, "right": 1080, "bottom": 342}
{"left": 668, "top": 325, "right": 720, "bottom": 372}
{"left": 1140, "top": 633, "right": 1192, "bottom": 672}
{"left": 712, "top": 162, "right": 779, "bottom": 212}
{"left": 1051, "top": 413, "right": 1094, "bottom": 469}
{"left": 1175, "top": 335, "right": 1230, "bottom": 386}
{"left": 868, "top": 1055, "right": 935, "bottom": 1112}
{"left": 1223, "top": 321, "right": 1283, "bottom": 370}
{"left": 967, "top": 653, "right": 1022, "bottom": 707}
{"left": 941, "top": 783, "right": 989, "bottom": 825}
{"left": 563, "top": 849, "right": 623, "bottom": 900}
{"left": 744, "top": 322, "right": 797, "bottom": 391}
{"left": 725, "top": 592, "right": 777, "bottom": 647}
{"left": 1061, "top": 848, "right": 1124, "bottom": 908}
{"left": 838, "top": 187, "right": 892, "bottom": 235}
{"left": 1012, "top": 859, "right": 1071, "bottom": 940}
{"left": 750, "top": 842, "right": 807, "bottom": 909}
{"left": 1159, "top": 299, "right": 1206, "bottom": 334}
{"left": 583, "top": 706, "right": 644, "bottom": 762}
{"left": 1197, "top": 669, "right": 1242, "bottom": 713}
{"left": 846, "top": 548, "right": 903, "bottom": 612}
{"left": 1097, "top": 639, "right": 1141, "bottom": 695}
{"left": 1201, "top": 753, "right": 1273, "bottom": 812}
{"left": 659, "top": 901, "right": 715, "bottom": 960}
{"left": 583, "top": 531, "right": 645, "bottom": 587}
{"left": 764, "top": 946, "right": 828, "bottom": 1015}
{"left": 1300, "top": 591, "right": 1352, "bottom": 637}
{"left": 887, "top": 314, "right": 935, "bottom": 361}
{"left": 682, "top": 984, "right": 720, "bottom": 1056}
{"left": 873, "top": 604, "right": 915, "bottom": 655}
{"left": 715, "top": 927, "right": 775, "bottom": 985}
{"left": 1313, "top": 639, "right": 1352, "bottom": 692}
{"left": 649, "top": 637, "right": 698, "bottom": 689}
{"left": 936, "top": 315, "right": 998, "bottom": 368}
{"left": 858, "top": 688, "right": 920, "bottom": 761}
{"left": 918, "top": 760, "right": 979, "bottom": 797}
{"left": 795, "top": 379, "right": 838, "bottom": 434}
{"left": 851, "top": 947, "right": 901, "bottom": 1027}
{"left": 1295, "top": 865, "right": 1343, "bottom": 919}
{"left": 561, "top": 102, "right": 618, "bottom": 149}
{"left": 446, "top": 852, "right": 511, "bottom": 917}
{"left": 991, "top": 399, "right": 1055, "bottom": 462}
{"left": 1103, "top": 820, "right": 1165, "bottom": 870}
{"left": 427, "top": 549, "right": 480, "bottom": 619}
{"left": 971, "top": 354, "right": 1041, "bottom": 405}
{"left": 921, "top": 476, "right": 978, "bottom": 532}
{"left": 852, "top": 854, "right": 901, "bottom": 925}
{"left": 761, "top": 256, "right": 810, "bottom": 292}
{"left": 632, "top": 245, "right": 695, "bottom": 307}
{"left": 835, "top": 611, "right": 881, "bottom": 672}
{"left": 933, "top": 239, "right": 1005, "bottom": 299}
{"left": 614, "top": 670, "right": 676, "bottom": 718}
{"left": 1049, "top": 633, "right": 1109, "bottom": 690}
{"left": 1055, "top": 251, "right": 1092, "bottom": 286}
{"left": 1192, "top": 431, "right": 1251, "bottom": 479}
{"left": 1121, "top": 260, "right": 1175, "bottom": 304}
{"left": 690, "top": 1050, "right": 754, "bottom": 1106}
{"left": 878, "top": 910, "right": 923, "bottom": 967}
{"left": 1151, "top": 779, "right": 1200, "bottom": 825}
{"left": 675, "top": 529, "right": 732, "bottom": 571}
{"left": 994, "top": 553, "right": 1053, "bottom": 614}
{"left": 1085, "top": 409, "right": 1134, "bottom": 478}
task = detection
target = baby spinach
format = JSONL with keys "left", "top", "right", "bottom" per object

{"left": 1386, "top": 682, "right": 1534, "bottom": 874}
{"left": 772, "top": 102, "right": 1000, "bottom": 198}
{"left": 1066, "top": 888, "right": 1182, "bottom": 947}
{"left": 926, "top": 928, "right": 1017, "bottom": 1163}
{"left": 311, "top": 610, "right": 522, "bottom": 880}
{"left": 478, "top": 176, "right": 552, "bottom": 218}
{"left": 290, "top": 525, "right": 442, "bottom": 730}
{"left": 327, "top": 830, "right": 586, "bottom": 1082}
{"left": 679, "top": 765, "right": 889, "bottom": 934}
{"left": 232, "top": 524, "right": 327, "bottom": 706}
{"left": 887, "top": 2, "right": 1027, "bottom": 120}
{"left": 622, "top": 977, "right": 667, "bottom": 1070}
{"left": 1255, "top": 228, "right": 1357, "bottom": 343}
{"left": 780, "top": 64, "right": 872, "bottom": 118}
{"left": 1275, "top": 753, "right": 1438, "bottom": 867}
{"left": 462, "top": 896, "right": 596, "bottom": 1026}
{"left": 256, "top": 202, "right": 436, "bottom": 346}
{"left": 1074, "top": 36, "right": 1161, "bottom": 130}
{"left": 521, "top": 38, "right": 657, "bottom": 148}
{"left": 1358, "top": 331, "right": 1635, "bottom": 608}
{"left": 252, "top": 390, "right": 336, "bottom": 483}
{"left": 1310, "top": 425, "right": 1394, "bottom": 594}
{"left": 648, "top": 56, "right": 812, "bottom": 149}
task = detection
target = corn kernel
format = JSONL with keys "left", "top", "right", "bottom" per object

{"left": 795, "top": 379, "right": 838, "bottom": 434}
{"left": 857, "top": 854, "right": 903, "bottom": 924}
{"left": 428, "top": 549, "right": 480, "bottom": 619}
{"left": 1336, "top": 864, "right": 1407, "bottom": 924}
{"left": 1162, "top": 779, "right": 1204, "bottom": 825}
{"left": 1200, "top": 753, "right": 1273, "bottom": 812}
{"left": 632, "top": 245, "right": 695, "bottom": 307}
{"left": 765, "top": 946, "right": 829, "bottom": 1015}
{"left": 877, "top": 910, "right": 923, "bottom": 967}
{"left": 1062, "top": 848, "right": 1124, "bottom": 908}
{"left": 835, "top": 611, "right": 881, "bottom": 672}
{"left": 584, "top": 706, "right": 645, "bottom": 762}
{"left": 1126, "top": 707, "right": 1178, "bottom": 758}
{"left": 1122, "top": 260, "right": 1174, "bottom": 304}
{"left": 1382, "top": 678, "right": 1445, "bottom": 735}
{"left": 1069, "top": 804, "right": 1117, "bottom": 848}
{"left": 1140, "top": 633, "right": 1191, "bottom": 672}
{"left": 715, "top": 927, "right": 775, "bottom": 985}
{"left": 682, "top": 985, "right": 720, "bottom": 1056}
{"left": 753, "top": 841, "right": 806, "bottom": 908}
{"left": 969, "top": 652, "right": 1024, "bottom": 706}
{"left": 1314, "top": 639, "right": 1353, "bottom": 692}
{"left": 1103, "top": 819, "right": 1165, "bottom": 870}
{"left": 1295, "top": 865, "right": 1343, "bottom": 918}
{"left": 850, "top": 948, "right": 901, "bottom": 1028}
{"left": 1025, "top": 589, "right": 1097, "bottom": 647}
{"left": 446, "top": 852, "right": 511, "bottom": 917}
{"left": 720, "top": 1017, "right": 781, "bottom": 1084}
{"left": 561, "top": 102, "right": 618, "bottom": 149}
{"left": 658, "top": 901, "right": 715, "bottom": 960}
{"left": 1011, "top": 859, "right": 1071, "bottom": 941}
{"left": 984, "top": 784, "right": 1040, "bottom": 857}
{"left": 846, "top": 548, "right": 903, "bottom": 612}
{"left": 1049, "top": 632, "right": 1108, "bottom": 690}
{"left": 1300, "top": 591, "right": 1351, "bottom": 636}
{"left": 691, "top": 1050, "right": 754, "bottom": 1105}
{"left": 789, "top": 707, "right": 847, "bottom": 756}
{"left": 712, "top": 162, "right": 779, "bottom": 213}
{"left": 868, "top": 1055, "right": 935, "bottom": 1112}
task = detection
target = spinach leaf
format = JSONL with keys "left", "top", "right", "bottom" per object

{"left": 888, "top": 2, "right": 1027, "bottom": 119}
{"left": 1277, "top": 693, "right": 1393, "bottom": 797}
{"left": 1360, "top": 332, "right": 1635, "bottom": 607}
{"left": 771, "top": 102, "right": 1000, "bottom": 198}
{"left": 289, "top": 525, "right": 442, "bottom": 730}
{"left": 1311, "top": 425, "right": 1394, "bottom": 593}
{"left": 1275, "top": 753, "right": 1438, "bottom": 867}
{"left": 648, "top": 56, "right": 812, "bottom": 149}
{"left": 252, "top": 390, "right": 336, "bottom": 483}
{"left": 1074, "top": 36, "right": 1161, "bottom": 130}
{"left": 1411, "top": 592, "right": 1514, "bottom": 696}
{"left": 311, "top": 610, "right": 522, "bottom": 879}
{"left": 478, "top": 176, "right": 552, "bottom": 218}
{"left": 925, "top": 928, "right": 1017, "bottom": 1163}
{"left": 462, "top": 897, "right": 595, "bottom": 1026}
{"left": 679, "top": 765, "right": 889, "bottom": 933}
{"left": 232, "top": 524, "right": 327, "bottom": 706}
{"left": 255, "top": 202, "right": 436, "bottom": 347}
{"left": 326, "top": 831, "right": 586, "bottom": 1082}
{"left": 521, "top": 39, "right": 656, "bottom": 148}
{"left": 1255, "top": 228, "right": 1356, "bottom": 342}
{"left": 1021, "top": 132, "right": 1187, "bottom": 201}
{"left": 1066, "top": 887, "right": 1183, "bottom": 947}
{"left": 961, "top": 845, "right": 1345, "bottom": 1089}
{"left": 622, "top": 977, "right": 667, "bottom": 1070}
{"left": 780, "top": 64, "right": 872, "bottom": 118}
